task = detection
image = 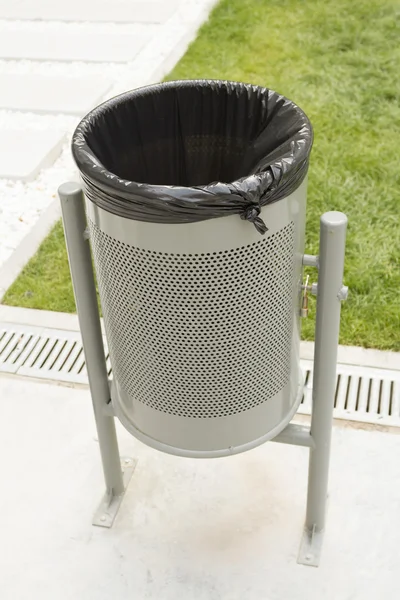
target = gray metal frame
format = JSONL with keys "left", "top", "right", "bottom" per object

{"left": 59, "top": 182, "right": 135, "bottom": 528}
{"left": 59, "top": 183, "right": 347, "bottom": 565}
{"left": 298, "top": 211, "right": 347, "bottom": 566}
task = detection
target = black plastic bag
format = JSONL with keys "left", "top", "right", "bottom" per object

{"left": 72, "top": 80, "right": 313, "bottom": 234}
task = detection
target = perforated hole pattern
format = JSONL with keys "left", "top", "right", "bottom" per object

{"left": 89, "top": 220, "right": 296, "bottom": 418}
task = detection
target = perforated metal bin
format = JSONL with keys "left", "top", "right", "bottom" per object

{"left": 86, "top": 181, "right": 307, "bottom": 458}
{"left": 72, "top": 80, "right": 312, "bottom": 458}
{"left": 62, "top": 81, "right": 348, "bottom": 561}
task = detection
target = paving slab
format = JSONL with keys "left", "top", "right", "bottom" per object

{"left": 0, "top": 29, "right": 151, "bottom": 63}
{"left": 0, "top": 0, "right": 179, "bottom": 23}
{"left": 0, "top": 73, "right": 110, "bottom": 115}
{"left": 0, "top": 130, "right": 66, "bottom": 181}
{"left": 0, "top": 374, "right": 399, "bottom": 600}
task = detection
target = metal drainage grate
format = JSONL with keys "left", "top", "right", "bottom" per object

{"left": 0, "top": 323, "right": 111, "bottom": 385}
{"left": 299, "top": 359, "right": 400, "bottom": 427}
{"left": 1, "top": 322, "right": 399, "bottom": 427}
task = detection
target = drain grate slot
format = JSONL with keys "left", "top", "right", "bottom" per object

{"left": 0, "top": 331, "right": 15, "bottom": 355}
{"left": 369, "top": 378, "right": 381, "bottom": 415}
{"left": 391, "top": 382, "right": 400, "bottom": 417}
{"left": 48, "top": 340, "right": 67, "bottom": 371}
{"left": 61, "top": 343, "right": 81, "bottom": 373}
{"left": 3, "top": 336, "right": 21, "bottom": 362}
{"left": 334, "top": 374, "right": 341, "bottom": 408}
{"left": 39, "top": 339, "right": 59, "bottom": 370}
{"left": 345, "top": 375, "right": 358, "bottom": 411}
{"left": 335, "top": 374, "right": 349, "bottom": 411}
{"left": 69, "top": 348, "right": 84, "bottom": 374}
{"left": 29, "top": 338, "right": 50, "bottom": 368}
{"left": 380, "top": 380, "right": 391, "bottom": 417}
{"left": 389, "top": 382, "right": 395, "bottom": 416}
{"left": 357, "top": 377, "right": 369, "bottom": 413}
{"left": 52, "top": 340, "right": 75, "bottom": 372}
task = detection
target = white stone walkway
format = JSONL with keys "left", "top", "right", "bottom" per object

{"left": 0, "top": 0, "right": 218, "bottom": 269}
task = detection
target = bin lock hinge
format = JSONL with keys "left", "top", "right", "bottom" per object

{"left": 338, "top": 285, "right": 349, "bottom": 301}
{"left": 300, "top": 275, "right": 318, "bottom": 318}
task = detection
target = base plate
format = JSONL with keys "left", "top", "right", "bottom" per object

{"left": 297, "top": 525, "right": 324, "bottom": 567}
{"left": 93, "top": 457, "right": 137, "bottom": 528}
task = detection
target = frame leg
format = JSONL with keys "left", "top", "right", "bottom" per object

{"left": 298, "top": 211, "right": 347, "bottom": 566}
{"left": 92, "top": 457, "right": 137, "bottom": 527}
{"left": 59, "top": 182, "right": 133, "bottom": 527}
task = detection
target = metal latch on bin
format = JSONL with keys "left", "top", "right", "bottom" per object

{"left": 300, "top": 275, "right": 318, "bottom": 318}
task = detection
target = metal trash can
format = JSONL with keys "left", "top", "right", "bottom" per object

{"left": 72, "top": 80, "right": 313, "bottom": 458}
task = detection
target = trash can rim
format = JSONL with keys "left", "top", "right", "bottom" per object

{"left": 71, "top": 79, "right": 313, "bottom": 229}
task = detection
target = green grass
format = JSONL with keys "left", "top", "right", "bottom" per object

{"left": 3, "top": 0, "right": 400, "bottom": 350}
{"left": 4, "top": 221, "right": 76, "bottom": 313}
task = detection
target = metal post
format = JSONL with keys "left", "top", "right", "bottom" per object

{"left": 298, "top": 211, "right": 347, "bottom": 566}
{"left": 59, "top": 182, "right": 135, "bottom": 527}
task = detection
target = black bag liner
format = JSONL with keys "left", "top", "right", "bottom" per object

{"left": 72, "top": 79, "right": 313, "bottom": 234}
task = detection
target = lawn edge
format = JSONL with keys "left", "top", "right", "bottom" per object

{"left": 0, "top": 198, "right": 62, "bottom": 301}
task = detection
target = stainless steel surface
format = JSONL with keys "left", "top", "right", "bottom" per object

{"left": 88, "top": 181, "right": 307, "bottom": 454}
